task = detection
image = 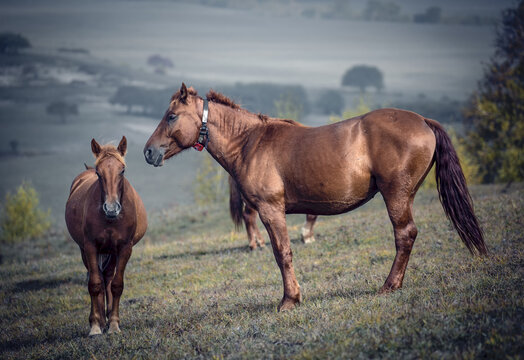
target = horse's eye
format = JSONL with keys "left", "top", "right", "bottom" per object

{"left": 120, "top": 168, "right": 125, "bottom": 175}
{"left": 168, "top": 113, "right": 178, "bottom": 122}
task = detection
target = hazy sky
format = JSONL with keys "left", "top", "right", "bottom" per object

{"left": 0, "top": 0, "right": 513, "bottom": 97}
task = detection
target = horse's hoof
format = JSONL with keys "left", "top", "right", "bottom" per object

{"left": 108, "top": 322, "right": 121, "bottom": 334}
{"left": 303, "top": 236, "right": 316, "bottom": 244}
{"left": 89, "top": 324, "right": 102, "bottom": 337}
{"left": 378, "top": 284, "right": 399, "bottom": 295}
{"left": 277, "top": 296, "right": 301, "bottom": 312}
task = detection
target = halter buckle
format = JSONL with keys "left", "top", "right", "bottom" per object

{"left": 193, "top": 99, "right": 209, "bottom": 151}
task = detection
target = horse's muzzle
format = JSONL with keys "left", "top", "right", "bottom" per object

{"left": 103, "top": 201, "right": 121, "bottom": 219}
{"left": 144, "top": 146, "right": 165, "bottom": 167}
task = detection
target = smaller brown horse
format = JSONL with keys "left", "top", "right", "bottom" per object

{"left": 229, "top": 176, "right": 319, "bottom": 248}
{"left": 66, "top": 137, "right": 147, "bottom": 336}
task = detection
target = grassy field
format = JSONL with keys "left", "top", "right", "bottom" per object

{"left": 0, "top": 183, "right": 522, "bottom": 359}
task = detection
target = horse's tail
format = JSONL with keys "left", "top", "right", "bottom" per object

{"left": 229, "top": 176, "right": 244, "bottom": 229}
{"left": 424, "top": 118, "right": 487, "bottom": 256}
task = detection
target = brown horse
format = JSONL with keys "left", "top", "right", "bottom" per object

{"left": 229, "top": 176, "right": 319, "bottom": 248}
{"left": 66, "top": 137, "right": 147, "bottom": 335}
{"left": 144, "top": 83, "right": 487, "bottom": 311}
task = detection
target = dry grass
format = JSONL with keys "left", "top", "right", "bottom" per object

{"left": 0, "top": 184, "right": 522, "bottom": 359}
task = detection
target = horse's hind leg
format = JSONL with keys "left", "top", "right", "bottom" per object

{"left": 379, "top": 188, "right": 418, "bottom": 293}
{"left": 244, "top": 204, "right": 264, "bottom": 250}
{"left": 301, "top": 214, "right": 318, "bottom": 244}
{"left": 108, "top": 245, "right": 132, "bottom": 334}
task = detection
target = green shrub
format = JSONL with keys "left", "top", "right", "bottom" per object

{"left": 329, "top": 95, "right": 372, "bottom": 123}
{"left": 193, "top": 155, "right": 228, "bottom": 206}
{"left": 274, "top": 91, "right": 304, "bottom": 120}
{"left": 0, "top": 182, "right": 50, "bottom": 243}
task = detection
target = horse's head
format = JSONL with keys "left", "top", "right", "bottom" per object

{"left": 144, "top": 83, "right": 202, "bottom": 167}
{"left": 91, "top": 136, "right": 127, "bottom": 219}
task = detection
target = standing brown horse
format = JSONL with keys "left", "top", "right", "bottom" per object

{"left": 66, "top": 137, "right": 147, "bottom": 335}
{"left": 229, "top": 176, "right": 319, "bottom": 248}
{"left": 144, "top": 83, "right": 486, "bottom": 311}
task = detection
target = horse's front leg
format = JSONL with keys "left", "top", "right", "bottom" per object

{"left": 103, "top": 255, "right": 117, "bottom": 321}
{"left": 108, "top": 244, "right": 132, "bottom": 334}
{"left": 257, "top": 204, "right": 301, "bottom": 311}
{"left": 84, "top": 242, "right": 105, "bottom": 336}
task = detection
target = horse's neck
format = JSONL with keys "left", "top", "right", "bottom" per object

{"left": 206, "top": 103, "right": 261, "bottom": 173}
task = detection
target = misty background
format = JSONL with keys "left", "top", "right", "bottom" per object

{"left": 0, "top": 0, "right": 513, "bottom": 222}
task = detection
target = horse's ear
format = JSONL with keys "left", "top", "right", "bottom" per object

{"left": 117, "top": 136, "right": 127, "bottom": 156}
{"left": 180, "top": 82, "right": 188, "bottom": 103}
{"left": 91, "top": 138, "right": 101, "bottom": 157}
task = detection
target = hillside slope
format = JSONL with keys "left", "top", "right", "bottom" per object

{"left": 0, "top": 184, "right": 522, "bottom": 359}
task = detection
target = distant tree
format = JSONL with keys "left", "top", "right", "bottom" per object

{"left": 110, "top": 85, "right": 169, "bottom": 117}
{"left": 46, "top": 101, "right": 78, "bottom": 123}
{"left": 147, "top": 54, "right": 174, "bottom": 74}
{"left": 414, "top": 6, "right": 442, "bottom": 24}
{"left": 341, "top": 65, "right": 384, "bottom": 92}
{"left": 329, "top": 0, "right": 353, "bottom": 19}
{"left": 110, "top": 86, "right": 143, "bottom": 114}
{"left": 462, "top": 1, "right": 524, "bottom": 183}
{"left": 316, "top": 90, "right": 344, "bottom": 115}
{"left": 217, "top": 83, "right": 310, "bottom": 117}
{"left": 0, "top": 32, "right": 31, "bottom": 54}
{"left": 9, "top": 140, "right": 19, "bottom": 155}
{"left": 57, "top": 47, "right": 90, "bottom": 55}
{"left": 363, "top": 0, "right": 402, "bottom": 22}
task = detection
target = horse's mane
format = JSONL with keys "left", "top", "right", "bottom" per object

{"left": 206, "top": 89, "right": 240, "bottom": 110}
{"left": 171, "top": 87, "right": 300, "bottom": 125}
{"left": 94, "top": 145, "right": 126, "bottom": 167}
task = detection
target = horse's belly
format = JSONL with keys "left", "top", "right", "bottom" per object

{"left": 285, "top": 174, "right": 377, "bottom": 215}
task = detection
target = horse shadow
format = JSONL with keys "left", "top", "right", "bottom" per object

{"left": 12, "top": 276, "right": 84, "bottom": 293}
{"left": 154, "top": 244, "right": 255, "bottom": 261}
{"left": 0, "top": 322, "right": 84, "bottom": 353}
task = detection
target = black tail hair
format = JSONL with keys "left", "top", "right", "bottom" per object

{"left": 425, "top": 119, "right": 487, "bottom": 255}
{"left": 229, "top": 176, "right": 244, "bottom": 229}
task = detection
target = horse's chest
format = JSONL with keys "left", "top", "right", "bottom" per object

{"left": 95, "top": 229, "right": 119, "bottom": 252}
{"left": 87, "top": 222, "right": 132, "bottom": 253}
